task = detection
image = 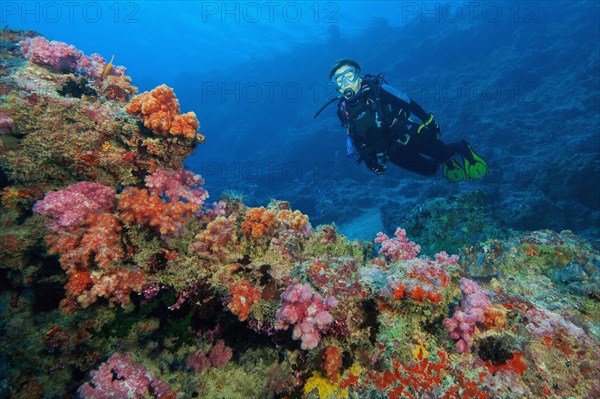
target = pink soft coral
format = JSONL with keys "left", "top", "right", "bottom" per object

{"left": 78, "top": 352, "right": 173, "bottom": 399}
{"left": 274, "top": 283, "right": 337, "bottom": 350}
{"left": 21, "top": 36, "right": 126, "bottom": 80}
{"left": 443, "top": 278, "right": 491, "bottom": 353}
{"left": 145, "top": 169, "right": 208, "bottom": 207}
{"left": 375, "top": 227, "right": 421, "bottom": 262}
{"left": 186, "top": 340, "right": 233, "bottom": 372}
{"left": 209, "top": 339, "right": 233, "bottom": 367}
{"left": 21, "top": 36, "right": 82, "bottom": 71}
{"left": 33, "top": 181, "right": 116, "bottom": 232}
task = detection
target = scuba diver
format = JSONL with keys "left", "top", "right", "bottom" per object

{"left": 315, "top": 59, "right": 489, "bottom": 181}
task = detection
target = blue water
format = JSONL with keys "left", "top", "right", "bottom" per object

{"left": 5, "top": 0, "right": 599, "bottom": 241}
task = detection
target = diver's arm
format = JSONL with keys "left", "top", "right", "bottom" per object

{"left": 380, "top": 83, "right": 440, "bottom": 134}
{"left": 380, "top": 84, "right": 429, "bottom": 122}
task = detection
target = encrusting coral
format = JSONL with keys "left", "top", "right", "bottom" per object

{"left": 0, "top": 31, "right": 598, "bottom": 399}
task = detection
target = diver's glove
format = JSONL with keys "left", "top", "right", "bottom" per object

{"left": 367, "top": 152, "right": 389, "bottom": 175}
{"left": 417, "top": 113, "right": 440, "bottom": 136}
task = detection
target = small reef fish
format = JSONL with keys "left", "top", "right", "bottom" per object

{"left": 101, "top": 55, "right": 115, "bottom": 80}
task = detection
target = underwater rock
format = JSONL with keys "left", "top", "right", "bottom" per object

{"left": 0, "top": 114, "right": 15, "bottom": 134}
{"left": 57, "top": 76, "right": 97, "bottom": 98}
{"left": 477, "top": 333, "right": 515, "bottom": 366}
{"left": 559, "top": 262, "right": 589, "bottom": 283}
{"left": 400, "top": 190, "right": 507, "bottom": 256}
{"left": 558, "top": 261, "right": 600, "bottom": 298}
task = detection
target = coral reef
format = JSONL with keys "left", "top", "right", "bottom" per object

{"left": 0, "top": 30, "right": 598, "bottom": 399}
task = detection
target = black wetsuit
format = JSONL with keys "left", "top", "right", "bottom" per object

{"left": 337, "top": 79, "right": 469, "bottom": 175}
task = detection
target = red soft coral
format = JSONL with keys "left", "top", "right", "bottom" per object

{"left": 384, "top": 255, "right": 453, "bottom": 305}
{"left": 322, "top": 346, "right": 342, "bottom": 382}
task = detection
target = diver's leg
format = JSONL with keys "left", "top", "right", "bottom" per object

{"left": 414, "top": 134, "right": 469, "bottom": 162}
{"left": 405, "top": 130, "right": 470, "bottom": 181}
{"left": 389, "top": 149, "right": 440, "bottom": 176}
{"left": 419, "top": 137, "right": 489, "bottom": 180}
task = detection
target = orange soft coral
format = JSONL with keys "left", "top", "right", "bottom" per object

{"left": 322, "top": 346, "right": 343, "bottom": 383}
{"left": 241, "top": 206, "right": 279, "bottom": 237}
{"left": 117, "top": 187, "right": 198, "bottom": 235}
{"left": 125, "top": 84, "right": 200, "bottom": 138}
{"left": 79, "top": 213, "right": 124, "bottom": 268}
{"left": 64, "top": 270, "right": 93, "bottom": 297}
{"left": 88, "top": 269, "right": 146, "bottom": 308}
{"left": 278, "top": 209, "right": 310, "bottom": 232}
{"left": 46, "top": 213, "right": 123, "bottom": 271}
{"left": 193, "top": 215, "right": 238, "bottom": 259}
{"left": 483, "top": 305, "right": 507, "bottom": 329}
{"left": 170, "top": 112, "right": 201, "bottom": 139}
{"left": 63, "top": 269, "right": 146, "bottom": 310}
{"left": 228, "top": 280, "right": 261, "bottom": 321}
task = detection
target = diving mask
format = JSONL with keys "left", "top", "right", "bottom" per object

{"left": 331, "top": 67, "right": 359, "bottom": 88}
